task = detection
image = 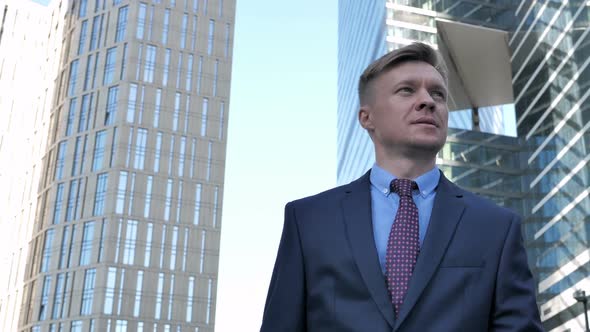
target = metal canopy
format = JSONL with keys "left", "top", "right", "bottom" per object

{"left": 436, "top": 19, "right": 515, "bottom": 111}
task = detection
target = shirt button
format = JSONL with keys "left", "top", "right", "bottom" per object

{"left": 383, "top": 188, "right": 388, "bottom": 194}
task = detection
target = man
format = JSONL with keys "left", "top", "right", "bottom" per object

{"left": 261, "top": 43, "right": 543, "bottom": 331}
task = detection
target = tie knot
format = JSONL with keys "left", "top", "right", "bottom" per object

{"left": 391, "top": 178, "right": 416, "bottom": 197}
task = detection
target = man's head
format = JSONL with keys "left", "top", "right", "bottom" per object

{"left": 358, "top": 43, "right": 449, "bottom": 161}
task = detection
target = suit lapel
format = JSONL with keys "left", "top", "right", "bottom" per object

{"left": 394, "top": 173, "right": 466, "bottom": 330}
{"left": 341, "top": 171, "right": 396, "bottom": 329}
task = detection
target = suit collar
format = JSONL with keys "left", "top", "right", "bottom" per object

{"left": 393, "top": 172, "right": 465, "bottom": 330}
{"left": 341, "top": 170, "right": 396, "bottom": 328}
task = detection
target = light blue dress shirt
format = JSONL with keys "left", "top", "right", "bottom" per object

{"left": 370, "top": 163, "right": 440, "bottom": 273}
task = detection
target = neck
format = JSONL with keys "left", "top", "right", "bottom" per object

{"left": 375, "top": 149, "right": 437, "bottom": 180}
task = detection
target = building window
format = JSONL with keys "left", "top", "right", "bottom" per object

{"left": 54, "top": 141, "right": 67, "bottom": 181}
{"left": 154, "top": 88, "right": 162, "bottom": 127}
{"left": 92, "top": 130, "right": 107, "bottom": 171}
{"left": 66, "top": 99, "right": 77, "bottom": 136}
{"left": 120, "top": 43, "right": 127, "bottom": 80}
{"left": 157, "top": 225, "right": 166, "bottom": 268}
{"left": 133, "top": 270, "right": 144, "bottom": 317}
{"left": 173, "top": 92, "right": 181, "bottom": 131}
{"left": 123, "top": 220, "right": 138, "bottom": 264}
{"left": 40, "top": 229, "right": 55, "bottom": 272}
{"left": 191, "top": 15, "right": 198, "bottom": 50}
{"left": 93, "top": 173, "right": 108, "bottom": 215}
{"left": 115, "top": 6, "right": 128, "bottom": 42}
{"left": 197, "top": 56, "right": 203, "bottom": 94}
{"left": 154, "top": 132, "right": 163, "bottom": 172}
{"left": 213, "top": 185, "right": 219, "bottom": 227}
{"left": 218, "top": 0, "right": 223, "bottom": 16}
{"left": 184, "top": 95, "right": 191, "bottom": 133}
{"left": 170, "top": 226, "right": 178, "bottom": 269}
{"left": 163, "top": 49, "right": 171, "bottom": 86}
{"left": 78, "top": 20, "right": 88, "bottom": 54}
{"left": 162, "top": 9, "right": 170, "bottom": 44}
{"left": 116, "top": 171, "right": 127, "bottom": 214}
{"left": 167, "top": 275, "right": 175, "bottom": 320}
{"left": 186, "top": 276, "right": 195, "bottom": 322}
{"left": 176, "top": 52, "right": 183, "bottom": 89}
{"left": 105, "top": 86, "right": 118, "bottom": 125}
{"left": 193, "top": 0, "right": 198, "bottom": 12}
{"left": 72, "top": 137, "right": 82, "bottom": 176}
{"left": 201, "top": 98, "right": 208, "bottom": 136}
{"left": 207, "top": 141, "right": 213, "bottom": 181}
{"left": 213, "top": 59, "right": 218, "bottom": 96}
{"left": 79, "top": 0, "right": 88, "bottom": 17}
{"left": 137, "top": 3, "right": 147, "bottom": 39}
{"left": 53, "top": 183, "right": 65, "bottom": 224}
{"left": 52, "top": 273, "right": 66, "bottom": 319}
{"left": 68, "top": 60, "right": 79, "bottom": 96}
{"left": 58, "top": 226, "right": 70, "bottom": 269}
{"left": 178, "top": 136, "right": 186, "bottom": 176}
{"left": 89, "top": 15, "right": 102, "bottom": 51}
{"left": 194, "top": 183, "right": 201, "bottom": 225}
{"left": 39, "top": 276, "right": 52, "bottom": 320}
{"left": 168, "top": 135, "right": 175, "bottom": 175}
{"left": 182, "top": 228, "right": 189, "bottom": 271}
{"left": 224, "top": 23, "right": 230, "bottom": 57}
{"left": 145, "top": 223, "right": 153, "bottom": 267}
{"left": 128, "top": 173, "right": 136, "bottom": 215}
{"left": 145, "top": 175, "right": 153, "bottom": 217}
{"left": 80, "top": 221, "right": 95, "bottom": 265}
{"left": 83, "top": 54, "right": 94, "bottom": 91}
{"left": 135, "top": 128, "right": 148, "bottom": 169}
{"left": 104, "top": 267, "right": 117, "bottom": 314}
{"left": 78, "top": 93, "right": 91, "bottom": 132}
{"left": 71, "top": 321, "right": 82, "bottom": 332}
{"left": 127, "top": 83, "right": 137, "bottom": 123}
{"left": 186, "top": 54, "right": 193, "bottom": 91}
{"left": 206, "top": 279, "right": 213, "bottom": 324}
{"left": 80, "top": 268, "right": 96, "bottom": 315}
{"left": 180, "top": 13, "right": 188, "bottom": 49}
{"left": 190, "top": 138, "right": 196, "bottom": 178}
{"left": 65, "top": 179, "right": 79, "bottom": 221}
{"left": 219, "top": 101, "right": 224, "bottom": 140}
{"left": 200, "top": 230, "right": 206, "bottom": 273}
{"left": 147, "top": 5, "right": 154, "bottom": 40}
{"left": 164, "top": 179, "right": 173, "bottom": 221}
{"left": 103, "top": 47, "right": 117, "bottom": 85}
{"left": 207, "top": 19, "right": 215, "bottom": 55}
{"left": 144, "top": 45, "right": 157, "bottom": 83}
{"left": 155, "top": 273, "right": 164, "bottom": 319}
{"left": 204, "top": 0, "right": 208, "bottom": 14}
{"left": 126, "top": 127, "right": 133, "bottom": 167}
{"left": 135, "top": 44, "right": 143, "bottom": 81}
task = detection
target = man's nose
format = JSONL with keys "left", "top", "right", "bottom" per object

{"left": 416, "top": 89, "right": 435, "bottom": 111}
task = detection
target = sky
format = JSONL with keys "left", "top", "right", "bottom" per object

{"left": 215, "top": 0, "right": 338, "bottom": 331}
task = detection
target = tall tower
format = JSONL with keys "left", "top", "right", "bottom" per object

{"left": 5, "top": 0, "right": 236, "bottom": 331}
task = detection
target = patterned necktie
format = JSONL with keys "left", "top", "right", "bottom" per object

{"left": 385, "top": 178, "right": 420, "bottom": 316}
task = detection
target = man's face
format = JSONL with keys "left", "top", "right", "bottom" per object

{"left": 359, "top": 61, "right": 449, "bottom": 158}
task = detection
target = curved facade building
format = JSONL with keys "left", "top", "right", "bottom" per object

{"left": 338, "top": 0, "right": 590, "bottom": 330}
{"left": 0, "top": 0, "right": 236, "bottom": 331}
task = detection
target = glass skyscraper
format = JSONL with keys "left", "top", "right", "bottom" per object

{"left": 0, "top": 0, "right": 235, "bottom": 331}
{"left": 338, "top": 1, "right": 590, "bottom": 330}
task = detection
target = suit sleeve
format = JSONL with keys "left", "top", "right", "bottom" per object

{"left": 260, "top": 202, "right": 306, "bottom": 332}
{"left": 491, "top": 214, "right": 544, "bottom": 331}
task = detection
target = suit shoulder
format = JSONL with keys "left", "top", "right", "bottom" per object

{"left": 457, "top": 186, "right": 520, "bottom": 220}
{"left": 287, "top": 182, "right": 352, "bottom": 209}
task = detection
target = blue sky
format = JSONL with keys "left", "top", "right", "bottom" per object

{"left": 215, "top": 0, "right": 337, "bottom": 330}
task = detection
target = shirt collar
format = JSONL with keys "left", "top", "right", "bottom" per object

{"left": 370, "top": 163, "right": 440, "bottom": 198}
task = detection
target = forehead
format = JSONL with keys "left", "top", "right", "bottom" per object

{"left": 378, "top": 61, "right": 446, "bottom": 87}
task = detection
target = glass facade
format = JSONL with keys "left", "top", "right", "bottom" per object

{"left": 338, "top": 0, "right": 590, "bottom": 329}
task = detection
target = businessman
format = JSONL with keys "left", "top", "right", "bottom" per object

{"left": 261, "top": 42, "right": 543, "bottom": 331}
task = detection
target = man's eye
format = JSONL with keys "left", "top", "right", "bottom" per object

{"left": 431, "top": 91, "right": 446, "bottom": 100}
{"left": 398, "top": 87, "right": 413, "bottom": 93}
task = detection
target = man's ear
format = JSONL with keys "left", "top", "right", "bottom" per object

{"left": 359, "top": 106, "right": 374, "bottom": 131}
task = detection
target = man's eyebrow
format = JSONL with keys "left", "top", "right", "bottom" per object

{"left": 394, "top": 79, "right": 447, "bottom": 91}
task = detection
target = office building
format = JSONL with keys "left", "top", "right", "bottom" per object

{"left": 0, "top": 0, "right": 235, "bottom": 331}
{"left": 338, "top": 1, "right": 590, "bottom": 330}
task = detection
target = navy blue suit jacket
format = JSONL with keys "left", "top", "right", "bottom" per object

{"left": 261, "top": 171, "right": 543, "bottom": 331}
